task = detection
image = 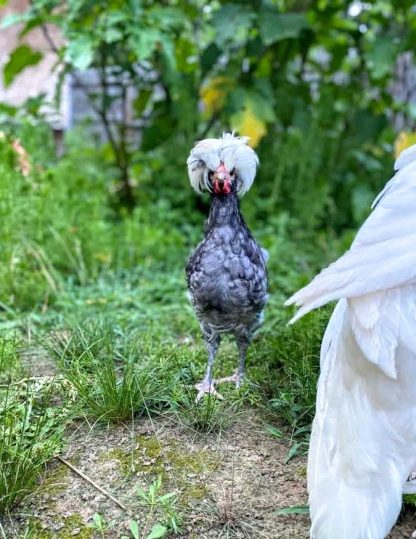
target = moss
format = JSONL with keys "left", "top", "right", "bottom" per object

{"left": 101, "top": 434, "right": 218, "bottom": 505}
{"left": 40, "top": 462, "right": 70, "bottom": 495}
{"left": 297, "top": 465, "right": 307, "bottom": 478}
{"left": 28, "top": 514, "right": 93, "bottom": 538}
{"left": 181, "top": 484, "right": 208, "bottom": 502}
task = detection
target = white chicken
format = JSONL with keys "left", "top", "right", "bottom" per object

{"left": 285, "top": 144, "right": 416, "bottom": 539}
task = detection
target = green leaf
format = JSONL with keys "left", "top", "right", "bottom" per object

{"left": 275, "top": 504, "right": 309, "bottom": 515}
{"left": 266, "top": 425, "right": 284, "bottom": 438}
{"left": 129, "top": 29, "right": 161, "bottom": 60}
{"left": 259, "top": 12, "right": 308, "bottom": 45}
{"left": 148, "top": 6, "right": 184, "bottom": 30}
{"left": 365, "top": 36, "right": 399, "bottom": 80}
{"left": 284, "top": 442, "right": 302, "bottom": 463}
{"left": 147, "top": 523, "right": 167, "bottom": 539}
{"left": 0, "top": 102, "right": 17, "bottom": 116}
{"left": 65, "top": 35, "right": 94, "bottom": 70}
{"left": 92, "top": 513, "right": 104, "bottom": 530}
{"left": 3, "top": 45, "right": 43, "bottom": 88}
{"left": 200, "top": 43, "right": 221, "bottom": 74}
{"left": 211, "top": 4, "right": 255, "bottom": 45}
{"left": 158, "top": 492, "right": 176, "bottom": 502}
{"left": 104, "top": 27, "right": 123, "bottom": 43}
{"left": 133, "top": 90, "right": 152, "bottom": 116}
{"left": 130, "top": 520, "right": 140, "bottom": 539}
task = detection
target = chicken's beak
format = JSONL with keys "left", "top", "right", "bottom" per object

{"left": 213, "top": 164, "right": 232, "bottom": 195}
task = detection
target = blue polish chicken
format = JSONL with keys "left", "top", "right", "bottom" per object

{"left": 186, "top": 133, "right": 268, "bottom": 401}
{"left": 286, "top": 143, "right": 416, "bottom": 539}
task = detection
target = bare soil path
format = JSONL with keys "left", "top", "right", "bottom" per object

{"left": 3, "top": 412, "right": 415, "bottom": 538}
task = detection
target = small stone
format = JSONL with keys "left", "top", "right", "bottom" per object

{"left": 71, "top": 528, "right": 81, "bottom": 536}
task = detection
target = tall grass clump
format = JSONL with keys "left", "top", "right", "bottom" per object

{"left": 47, "top": 323, "right": 172, "bottom": 422}
{"left": 172, "top": 387, "right": 242, "bottom": 435}
{"left": 0, "top": 385, "right": 65, "bottom": 513}
{"left": 0, "top": 334, "right": 21, "bottom": 383}
{"left": 260, "top": 306, "right": 331, "bottom": 440}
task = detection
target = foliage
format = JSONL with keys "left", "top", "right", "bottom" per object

{"left": 0, "top": 380, "right": 68, "bottom": 514}
{"left": 0, "top": 128, "right": 190, "bottom": 312}
{"left": 90, "top": 477, "right": 182, "bottom": 539}
{"left": 1, "top": 0, "right": 411, "bottom": 226}
{"left": 3, "top": 45, "right": 42, "bottom": 88}
{"left": 133, "top": 476, "right": 182, "bottom": 537}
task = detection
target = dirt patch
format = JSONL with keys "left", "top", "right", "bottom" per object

{"left": 3, "top": 412, "right": 415, "bottom": 538}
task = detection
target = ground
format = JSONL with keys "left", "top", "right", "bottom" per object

{"left": 3, "top": 410, "right": 415, "bottom": 538}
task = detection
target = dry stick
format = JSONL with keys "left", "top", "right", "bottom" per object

{"left": 56, "top": 456, "right": 127, "bottom": 511}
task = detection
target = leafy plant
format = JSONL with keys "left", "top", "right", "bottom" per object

{"left": 2, "top": 0, "right": 409, "bottom": 224}
{"left": 89, "top": 513, "right": 110, "bottom": 537}
{"left": 132, "top": 476, "right": 182, "bottom": 538}
{"left": 0, "top": 382, "right": 66, "bottom": 514}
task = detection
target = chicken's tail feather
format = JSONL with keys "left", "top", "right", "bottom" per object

{"left": 308, "top": 300, "right": 416, "bottom": 539}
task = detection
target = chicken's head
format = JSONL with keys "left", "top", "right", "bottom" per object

{"left": 187, "top": 133, "right": 259, "bottom": 196}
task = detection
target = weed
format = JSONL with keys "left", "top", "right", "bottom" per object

{"left": 0, "top": 334, "right": 21, "bottom": 383}
{"left": 88, "top": 513, "right": 109, "bottom": 537}
{"left": 134, "top": 476, "right": 182, "bottom": 537}
{"left": 47, "top": 323, "right": 172, "bottom": 422}
{"left": 0, "top": 383, "right": 66, "bottom": 514}
{"left": 172, "top": 387, "right": 241, "bottom": 435}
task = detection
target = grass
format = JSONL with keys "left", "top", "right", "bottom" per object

{"left": 172, "top": 388, "right": 243, "bottom": 435}
{"left": 45, "top": 322, "right": 174, "bottom": 423}
{"left": 0, "top": 334, "right": 22, "bottom": 383}
{"left": 0, "top": 257, "right": 331, "bottom": 524}
{"left": 0, "top": 382, "right": 67, "bottom": 513}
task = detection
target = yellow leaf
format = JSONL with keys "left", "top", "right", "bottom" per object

{"left": 394, "top": 131, "right": 416, "bottom": 158}
{"left": 94, "top": 252, "right": 112, "bottom": 263}
{"left": 200, "top": 76, "right": 233, "bottom": 115}
{"left": 231, "top": 106, "right": 266, "bottom": 148}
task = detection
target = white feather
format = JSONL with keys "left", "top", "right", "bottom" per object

{"left": 286, "top": 143, "right": 416, "bottom": 539}
{"left": 187, "top": 133, "right": 259, "bottom": 195}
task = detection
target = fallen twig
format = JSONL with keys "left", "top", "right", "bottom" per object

{"left": 56, "top": 456, "right": 127, "bottom": 511}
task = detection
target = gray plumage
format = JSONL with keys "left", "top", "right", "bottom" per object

{"left": 186, "top": 134, "right": 268, "bottom": 399}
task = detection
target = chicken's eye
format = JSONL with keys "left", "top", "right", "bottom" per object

{"left": 230, "top": 168, "right": 235, "bottom": 177}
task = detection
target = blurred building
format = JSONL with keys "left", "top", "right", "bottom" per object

{"left": 0, "top": 0, "right": 69, "bottom": 130}
{"left": 0, "top": 0, "right": 146, "bottom": 145}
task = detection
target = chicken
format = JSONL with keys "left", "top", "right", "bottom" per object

{"left": 186, "top": 133, "right": 268, "bottom": 401}
{"left": 285, "top": 143, "right": 416, "bottom": 539}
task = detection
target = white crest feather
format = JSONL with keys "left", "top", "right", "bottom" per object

{"left": 186, "top": 133, "right": 259, "bottom": 195}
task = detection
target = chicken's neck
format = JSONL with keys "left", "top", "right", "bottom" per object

{"left": 207, "top": 192, "right": 246, "bottom": 230}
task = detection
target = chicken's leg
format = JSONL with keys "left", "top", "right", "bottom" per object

{"left": 215, "top": 334, "right": 250, "bottom": 388}
{"left": 195, "top": 335, "right": 222, "bottom": 402}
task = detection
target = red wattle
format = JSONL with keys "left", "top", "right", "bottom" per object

{"left": 213, "top": 180, "right": 231, "bottom": 195}
{"left": 222, "top": 181, "right": 231, "bottom": 194}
